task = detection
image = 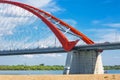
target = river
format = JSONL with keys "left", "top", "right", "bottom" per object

{"left": 0, "top": 70, "right": 120, "bottom": 75}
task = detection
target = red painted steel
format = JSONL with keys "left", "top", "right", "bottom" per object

{"left": 0, "top": 0, "right": 94, "bottom": 51}
{"left": 24, "top": 5, "right": 94, "bottom": 44}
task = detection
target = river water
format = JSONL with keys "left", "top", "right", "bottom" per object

{"left": 0, "top": 70, "right": 120, "bottom": 75}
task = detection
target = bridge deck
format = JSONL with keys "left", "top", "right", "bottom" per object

{"left": 0, "top": 42, "right": 120, "bottom": 56}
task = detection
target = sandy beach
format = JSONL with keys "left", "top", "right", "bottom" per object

{"left": 0, "top": 74, "right": 120, "bottom": 80}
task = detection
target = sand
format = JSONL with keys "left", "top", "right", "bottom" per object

{"left": 0, "top": 74, "right": 120, "bottom": 80}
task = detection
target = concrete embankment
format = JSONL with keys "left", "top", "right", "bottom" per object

{"left": 0, "top": 74, "right": 120, "bottom": 80}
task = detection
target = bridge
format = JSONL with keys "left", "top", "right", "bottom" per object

{"left": 0, "top": 0, "right": 120, "bottom": 74}
{"left": 0, "top": 42, "right": 120, "bottom": 56}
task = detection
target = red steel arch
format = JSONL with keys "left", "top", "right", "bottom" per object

{"left": 0, "top": 0, "right": 94, "bottom": 51}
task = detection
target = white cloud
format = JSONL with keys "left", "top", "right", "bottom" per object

{"left": 91, "top": 20, "right": 120, "bottom": 42}
{"left": 0, "top": 0, "right": 63, "bottom": 50}
{"left": 91, "top": 19, "right": 120, "bottom": 28}
{"left": 16, "top": 0, "right": 61, "bottom": 13}
{"left": 103, "top": 23, "right": 120, "bottom": 28}
{"left": 0, "top": 0, "right": 61, "bottom": 36}
{"left": 86, "top": 29, "right": 120, "bottom": 43}
{"left": 42, "top": 53, "right": 62, "bottom": 58}
{"left": 0, "top": 0, "right": 81, "bottom": 55}
{"left": 62, "top": 19, "right": 77, "bottom": 27}
{"left": 0, "top": 4, "right": 35, "bottom": 36}
{"left": 23, "top": 55, "right": 34, "bottom": 58}
{"left": 0, "top": 34, "right": 61, "bottom": 50}
{"left": 99, "top": 33, "right": 119, "bottom": 42}
{"left": 17, "top": 0, "right": 52, "bottom": 8}
{"left": 0, "top": 4, "right": 33, "bottom": 17}
{"left": 86, "top": 29, "right": 117, "bottom": 33}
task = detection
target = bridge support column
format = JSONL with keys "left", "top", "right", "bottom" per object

{"left": 63, "top": 50, "right": 104, "bottom": 74}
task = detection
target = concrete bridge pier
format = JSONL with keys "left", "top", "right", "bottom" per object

{"left": 63, "top": 50, "right": 104, "bottom": 74}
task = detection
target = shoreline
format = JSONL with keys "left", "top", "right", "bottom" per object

{"left": 0, "top": 74, "right": 120, "bottom": 80}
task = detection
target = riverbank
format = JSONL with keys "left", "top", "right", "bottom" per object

{"left": 0, "top": 74, "right": 120, "bottom": 80}
{"left": 0, "top": 65, "right": 120, "bottom": 70}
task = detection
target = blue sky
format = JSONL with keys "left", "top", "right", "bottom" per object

{"left": 0, "top": 0, "right": 120, "bottom": 66}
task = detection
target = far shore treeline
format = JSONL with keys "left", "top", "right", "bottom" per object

{"left": 0, "top": 64, "right": 120, "bottom": 70}
{"left": 0, "top": 64, "right": 64, "bottom": 70}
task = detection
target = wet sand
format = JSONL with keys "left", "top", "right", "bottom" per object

{"left": 0, "top": 74, "right": 120, "bottom": 80}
